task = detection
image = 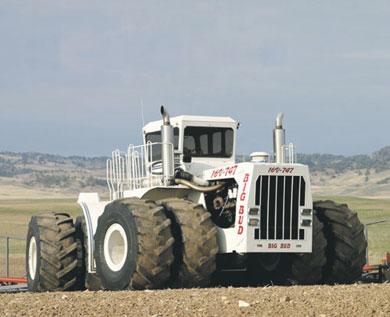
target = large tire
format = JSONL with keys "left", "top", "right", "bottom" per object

{"left": 94, "top": 198, "right": 174, "bottom": 290}
{"left": 26, "top": 212, "right": 79, "bottom": 292}
{"left": 288, "top": 214, "right": 327, "bottom": 284}
{"left": 158, "top": 198, "right": 219, "bottom": 288}
{"left": 74, "top": 216, "right": 103, "bottom": 291}
{"left": 314, "top": 200, "right": 367, "bottom": 284}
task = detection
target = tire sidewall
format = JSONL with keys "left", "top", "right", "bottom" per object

{"left": 95, "top": 203, "right": 138, "bottom": 290}
{"left": 26, "top": 216, "right": 42, "bottom": 292}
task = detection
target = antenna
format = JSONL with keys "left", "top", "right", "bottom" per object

{"left": 140, "top": 99, "right": 145, "bottom": 128}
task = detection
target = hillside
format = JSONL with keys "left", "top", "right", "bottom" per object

{"left": 301, "top": 146, "right": 390, "bottom": 197}
{"left": 0, "top": 147, "right": 389, "bottom": 199}
{"left": 0, "top": 152, "right": 107, "bottom": 199}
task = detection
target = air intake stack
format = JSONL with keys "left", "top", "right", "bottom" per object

{"left": 273, "top": 113, "right": 286, "bottom": 164}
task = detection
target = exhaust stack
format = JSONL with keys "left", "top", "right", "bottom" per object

{"left": 160, "top": 106, "right": 175, "bottom": 185}
{"left": 273, "top": 113, "right": 286, "bottom": 163}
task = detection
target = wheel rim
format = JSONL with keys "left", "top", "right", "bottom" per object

{"left": 103, "top": 223, "right": 128, "bottom": 272}
{"left": 28, "top": 237, "right": 37, "bottom": 280}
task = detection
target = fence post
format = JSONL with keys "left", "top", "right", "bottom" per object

{"left": 6, "top": 237, "right": 10, "bottom": 277}
{"left": 364, "top": 225, "right": 368, "bottom": 264}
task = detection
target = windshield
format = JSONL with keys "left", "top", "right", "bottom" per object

{"left": 145, "top": 128, "right": 179, "bottom": 162}
{"left": 145, "top": 128, "right": 179, "bottom": 149}
{"left": 184, "top": 126, "right": 234, "bottom": 158}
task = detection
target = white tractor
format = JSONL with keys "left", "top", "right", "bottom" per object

{"left": 26, "top": 107, "right": 367, "bottom": 291}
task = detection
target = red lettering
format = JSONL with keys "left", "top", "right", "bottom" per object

{"left": 211, "top": 165, "right": 239, "bottom": 178}
{"left": 237, "top": 172, "right": 251, "bottom": 235}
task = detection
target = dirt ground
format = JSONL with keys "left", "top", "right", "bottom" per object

{"left": 0, "top": 284, "right": 389, "bottom": 317}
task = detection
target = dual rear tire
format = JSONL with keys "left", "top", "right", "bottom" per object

{"left": 287, "top": 200, "right": 367, "bottom": 285}
{"left": 94, "top": 198, "right": 174, "bottom": 290}
{"left": 94, "top": 198, "right": 218, "bottom": 290}
{"left": 314, "top": 200, "right": 367, "bottom": 284}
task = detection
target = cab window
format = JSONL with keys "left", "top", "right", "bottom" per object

{"left": 184, "top": 127, "right": 233, "bottom": 158}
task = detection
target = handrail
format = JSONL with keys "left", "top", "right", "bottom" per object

{"left": 106, "top": 142, "right": 174, "bottom": 200}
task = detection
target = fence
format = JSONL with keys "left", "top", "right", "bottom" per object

{"left": 363, "top": 217, "right": 390, "bottom": 264}
{"left": 0, "top": 236, "right": 26, "bottom": 278}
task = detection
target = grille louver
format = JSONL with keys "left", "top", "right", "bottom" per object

{"left": 255, "top": 175, "right": 306, "bottom": 240}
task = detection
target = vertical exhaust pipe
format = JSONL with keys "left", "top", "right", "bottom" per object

{"left": 273, "top": 113, "right": 286, "bottom": 163}
{"left": 160, "top": 106, "right": 175, "bottom": 185}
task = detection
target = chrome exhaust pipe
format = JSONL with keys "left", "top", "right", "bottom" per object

{"left": 160, "top": 106, "right": 175, "bottom": 185}
{"left": 273, "top": 113, "right": 285, "bottom": 163}
{"left": 161, "top": 105, "right": 171, "bottom": 125}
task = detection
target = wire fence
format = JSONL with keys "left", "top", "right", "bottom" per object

{"left": 364, "top": 219, "right": 390, "bottom": 264}
{"left": 0, "top": 236, "right": 26, "bottom": 278}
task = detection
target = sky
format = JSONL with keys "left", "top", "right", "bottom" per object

{"left": 0, "top": 1, "right": 389, "bottom": 156}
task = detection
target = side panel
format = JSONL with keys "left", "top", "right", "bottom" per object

{"left": 204, "top": 163, "right": 253, "bottom": 253}
{"left": 77, "top": 193, "right": 109, "bottom": 273}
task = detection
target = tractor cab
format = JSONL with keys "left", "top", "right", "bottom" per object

{"left": 142, "top": 115, "right": 238, "bottom": 176}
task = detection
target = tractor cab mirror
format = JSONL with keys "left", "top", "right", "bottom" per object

{"left": 183, "top": 149, "right": 192, "bottom": 163}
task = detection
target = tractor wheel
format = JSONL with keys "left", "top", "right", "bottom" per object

{"left": 94, "top": 198, "right": 174, "bottom": 290}
{"left": 314, "top": 200, "right": 367, "bottom": 284}
{"left": 288, "top": 214, "right": 327, "bottom": 284}
{"left": 158, "top": 198, "right": 219, "bottom": 288}
{"left": 74, "top": 216, "right": 103, "bottom": 291}
{"left": 26, "top": 212, "right": 79, "bottom": 292}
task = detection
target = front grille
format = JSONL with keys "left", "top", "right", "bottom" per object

{"left": 255, "top": 175, "right": 306, "bottom": 240}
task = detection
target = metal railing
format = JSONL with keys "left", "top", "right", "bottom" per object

{"left": 0, "top": 236, "right": 26, "bottom": 278}
{"left": 266, "top": 143, "right": 297, "bottom": 164}
{"left": 106, "top": 142, "right": 174, "bottom": 200}
{"left": 282, "top": 143, "right": 297, "bottom": 164}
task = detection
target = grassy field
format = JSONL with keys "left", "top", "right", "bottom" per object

{"left": 0, "top": 196, "right": 389, "bottom": 277}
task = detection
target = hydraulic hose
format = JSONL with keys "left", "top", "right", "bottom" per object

{"left": 175, "top": 178, "right": 224, "bottom": 193}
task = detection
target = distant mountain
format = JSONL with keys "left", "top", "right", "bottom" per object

{"left": 0, "top": 147, "right": 389, "bottom": 199}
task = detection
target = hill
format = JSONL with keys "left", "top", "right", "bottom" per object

{"left": 0, "top": 152, "right": 107, "bottom": 199}
{"left": 0, "top": 147, "right": 389, "bottom": 199}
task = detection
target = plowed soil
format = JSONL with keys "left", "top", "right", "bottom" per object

{"left": 1, "top": 284, "right": 389, "bottom": 316}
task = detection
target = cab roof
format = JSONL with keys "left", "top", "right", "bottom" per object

{"left": 143, "top": 115, "right": 237, "bottom": 132}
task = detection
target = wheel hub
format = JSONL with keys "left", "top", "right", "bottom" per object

{"left": 103, "top": 223, "right": 128, "bottom": 272}
{"left": 28, "top": 237, "right": 37, "bottom": 280}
